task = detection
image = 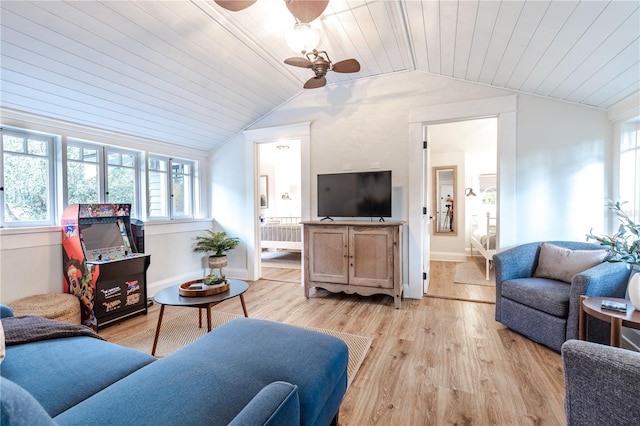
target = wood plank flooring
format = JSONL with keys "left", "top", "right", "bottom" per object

{"left": 99, "top": 262, "right": 565, "bottom": 426}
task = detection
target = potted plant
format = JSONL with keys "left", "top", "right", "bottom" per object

{"left": 193, "top": 230, "right": 240, "bottom": 280}
{"left": 587, "top": 200, "right": 640, "bottom": 308}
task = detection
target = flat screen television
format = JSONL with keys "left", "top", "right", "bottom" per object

{"left": 317, "top": 171, "right": 392, "bottom": 219}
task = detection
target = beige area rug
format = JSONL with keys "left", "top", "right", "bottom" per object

{"left": 118, "top": 310, "right": 371, "bottom": 387}
{"left": 454, "top": 260, "right": 495, "bottom": 286}
{"left": 261, "top": 250, "right": 301, "bottom": 270}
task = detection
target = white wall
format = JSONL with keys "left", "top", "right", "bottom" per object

{"left": 258, "top": 141, "right": 302, "bottom": 218}
{"left": 514, "top": 95, "right": 613, "bottom": 243}
{"left": 0, "top": 217, "right": 216, "bottom": 304}
{"left": 211, "top": 71, "right": 614, "bottom": 299}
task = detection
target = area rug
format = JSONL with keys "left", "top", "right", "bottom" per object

{"left": 454, "top": 260, "right": 495, "bottom": 286}
{"left": 118, "top": 310, "right": 372, "bottom": 387}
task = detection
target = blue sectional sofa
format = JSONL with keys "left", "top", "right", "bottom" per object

{"left": 0, "top": 305, "right": 348, "bottom": 426}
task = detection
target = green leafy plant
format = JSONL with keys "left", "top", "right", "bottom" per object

{"left": 193, "top": 230, "right": 240, "bottom": 258}
{"left": 587, "top": 200, "right": 640, "bottom": 267}
{"left": 203, "top": 274, "right": 226, "bottom": 285}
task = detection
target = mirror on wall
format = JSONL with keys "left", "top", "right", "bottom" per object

{"left": 433, "top": 166, "right": 457, "bottom": 235}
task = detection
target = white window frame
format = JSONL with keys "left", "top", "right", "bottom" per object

{"left": 147, "top": 154, "right": 195, "bottom": 220}
{"left": 619, "top": 120, "right": 639, "bottom": 222}
{"left": 66, "top": 139, "right": 141, "bottom": 218}
{"left": 0, "top": 128, "right": 57, "bottom": 227}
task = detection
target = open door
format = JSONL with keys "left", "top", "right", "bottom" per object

{"left": 422, "top": 125, "right": 432, "bottom": 294}
{"left": 257, "top": 140, "right": 302, "bottom": 280}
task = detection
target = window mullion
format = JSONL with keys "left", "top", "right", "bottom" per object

{"left": 100, "top": 146, "right": 108, "bottom": 203}
{"left": 168, "top": 158, "right": 174, "bottom": 218}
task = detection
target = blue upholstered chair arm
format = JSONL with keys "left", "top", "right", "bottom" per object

{"left": 493, "top": 242, "right": 542, "bottom": 321}
{"left": 566, "top": 261, "right": 632, "bottom": 341}
{"left": 228, "top": 382, "right": 300, "bottom": 426}
{"left": 562, "top": 339, "right": 640, "bottom": 426}
{"left": 1, "top": 304, "right": 15, "bottom": 318}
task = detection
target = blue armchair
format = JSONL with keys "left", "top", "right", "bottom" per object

{"left": 493, "top": 241, "right": 632, "bottom": 351}
{"left": 562, "top": 339, "right": 640, "bottom": 426}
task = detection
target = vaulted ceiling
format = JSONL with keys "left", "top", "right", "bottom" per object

{"left": 1, "top": 1, "right": 638, "bottom": 151}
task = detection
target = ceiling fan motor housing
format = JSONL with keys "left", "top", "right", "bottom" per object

{"left": 312, "top": 57, "right": 330, "bottom": 77}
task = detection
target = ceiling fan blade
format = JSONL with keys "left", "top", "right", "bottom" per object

{"left": 332, "top": 58, "right": 361, "bottom": 73}
{"left": 214, "top": 0, "right": 257, "bottom": 12}
{"left": 304, "top": 76, "right": 326, "bottom": 89}
{"left": 284, "top": 57, "right": 313, "bottom": 68}
{"left": 286, "top": 0, "right": 329, "bottom": 23}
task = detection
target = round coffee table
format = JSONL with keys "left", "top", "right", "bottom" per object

{"left": 151, "top": 279, "right": 249, "bottom": 355}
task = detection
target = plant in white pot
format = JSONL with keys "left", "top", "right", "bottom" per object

{"left": 588, "top": 200, "right": 640, "bottom": 309}
{"left": 193, "top": 230, "right": 240, "bottom": 285}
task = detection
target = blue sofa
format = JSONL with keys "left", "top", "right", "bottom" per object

{"left": 0, "top": 305, "right": 348, "bottom": 426}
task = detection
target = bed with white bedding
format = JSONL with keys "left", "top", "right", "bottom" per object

{"left": 260, "top": 216, "right": 302, "bottom": 251}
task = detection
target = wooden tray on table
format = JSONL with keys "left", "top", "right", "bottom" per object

{"left": 178, "top": 279, "right": 230, "bottom": 297}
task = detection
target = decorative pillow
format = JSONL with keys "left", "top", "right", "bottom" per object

{"left": 534, "top": 242, "right": 607, "bottom": 283}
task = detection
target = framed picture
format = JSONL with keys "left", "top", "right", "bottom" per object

{"left": 259, "top": 175, "right": 268, "bottom": 209}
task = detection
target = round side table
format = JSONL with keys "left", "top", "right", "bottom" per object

{"left": 579, "top": 295, "right": 640, "bottom": 347}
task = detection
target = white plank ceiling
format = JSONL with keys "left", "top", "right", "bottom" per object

{"left": 1, "top": 0, "right": 638, "bottom": 151}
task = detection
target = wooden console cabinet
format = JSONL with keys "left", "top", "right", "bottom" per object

{"left": 302, "top": 221, "right": 403, "bottom": 308}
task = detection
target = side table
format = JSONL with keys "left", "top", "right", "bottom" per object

{"left": 579, "top": 295, "right": 640, "bottom": 347}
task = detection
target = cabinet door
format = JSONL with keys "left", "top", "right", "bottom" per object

{"left": 349, "top": 226, "right": 394, "bottom": 288}
{"left": 308, "top": 226, "right": 349, "bottom": 283}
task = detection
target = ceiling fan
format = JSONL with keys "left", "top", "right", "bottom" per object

{"left": 284, "top": 49, "right": 360, "bottom": 89}
{"left": 214, "top": 0, "right": 329, "bottom": 23}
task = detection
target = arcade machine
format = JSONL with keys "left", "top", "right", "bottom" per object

{"left": 61, "top": 204, "right": 150, "bottom": 331}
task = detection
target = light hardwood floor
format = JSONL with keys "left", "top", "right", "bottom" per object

{"left": 100, "top": 262, "right": 565, "bottom": 425}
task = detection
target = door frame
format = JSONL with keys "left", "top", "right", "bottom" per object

{"left": 407, "top": 95, "right": 517, "bottom": 297}
{"left": 243, "top": 122, "right": 311, "bottom": 282}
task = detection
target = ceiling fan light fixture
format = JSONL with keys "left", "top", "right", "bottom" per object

{"left": 285, "top": 22, "right": 320, "bottom": 54}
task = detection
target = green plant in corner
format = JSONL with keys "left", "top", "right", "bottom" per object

{"left": 193, "top": 230, "right": 240, "bottom": 258}
{"left": 587, "top": 200, "right": 640, "bottom": 267}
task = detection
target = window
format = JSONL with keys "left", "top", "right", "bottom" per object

{"left": 148, "top": 157, "right": 168, "bottom": 218}
{"left": 1, "top": 125, "right": 199, "bottom": 226}
{"left": 619, "top": 120, "right": 639, "bottom": 222}
{"left": 106, "top": 150, "right": 137, "bottom": 207}
{"left": 67, "top": 143, "right": 100, "bottom": 205}
{"left": 1, "top": 129, "right": 56, "bottom": 226}
{"left": 67, "top": 141, "right": 139, "bottom": 216}
{"left": 148, "top": 155, "right": 194, "bottom": 219}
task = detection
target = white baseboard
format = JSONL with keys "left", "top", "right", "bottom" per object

{"left": 429, "top": 252, "right": 466, "bottom": 262}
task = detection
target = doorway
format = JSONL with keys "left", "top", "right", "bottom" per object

{"left": 426, "top": 117, "right": 498, "bottom": 304}
{"left": 257, "top": 140, "right": 302, "bottom": 282}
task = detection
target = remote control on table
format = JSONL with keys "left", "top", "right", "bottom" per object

{"left": 600, "top": 300, "right": 627, "bottom": 312}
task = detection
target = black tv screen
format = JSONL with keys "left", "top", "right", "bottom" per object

{"left": 317, "top": 171, "right": 392, "bottom": 218}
